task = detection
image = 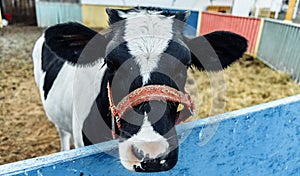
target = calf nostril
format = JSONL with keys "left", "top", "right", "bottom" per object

{"left": 131, "top": 145, "right": 144, "bottom": 160}
{"left": 160, "top": 159, "right": 166, "bottom": 165}
{"left": 139, "top": 158, "right": 167, "bottom": 172}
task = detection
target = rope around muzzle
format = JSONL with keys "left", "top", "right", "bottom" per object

{"left": 107, "top": 82, "right": 195, "bottom": 139}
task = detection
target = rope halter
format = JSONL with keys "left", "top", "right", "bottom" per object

{"left": 107, "top": 82, "right": 195, "bottom": 139}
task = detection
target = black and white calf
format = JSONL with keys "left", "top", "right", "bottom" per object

{"left": 32, "top": 7, "right": 247, "bottom": 172}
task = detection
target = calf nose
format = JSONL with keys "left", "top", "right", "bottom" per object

{"left": 134, "top": 157, "right": 169, "bottom": 172}
{"left": 131, "top": 141, "right": 169, "bottom": 160}
{"left": 131, "top": 144, "right": 173, "bottom": 172}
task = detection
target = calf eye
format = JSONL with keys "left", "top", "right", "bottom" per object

{"left": 105, "top": 59, "right": 116, "bottom": 71}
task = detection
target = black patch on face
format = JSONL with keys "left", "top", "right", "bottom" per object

{"left": 154, "top": 40, "right": 190, "bottom": 92}
{"left": 118, "top": 108, "right": 144, "bottom": 142}
{"left": 164, "top": 40, "right": 191, "bottom": 66}
{"left": 95, "top": 70, "right": 115, "bottom": 135}
{"left": 113, "top": 76, "right": 144, "bottom": 142}
{"left": 105, "top": 42, "right": 132, "bottom": 71}
{"left": 41, "top": 43, "right": 65, "bottom": 99}
{"left": 151, "top": 102, "right": 178, "bottom": 136}
{"left": 118, "top": 100, "right": 178, "bottom": 142}
{"left": 114, "top": 43, "right": 190, "bottom": 141}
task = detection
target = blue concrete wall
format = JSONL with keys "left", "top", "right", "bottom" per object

{"left": 1, "top": 95, "right": 300, "bottom": 175}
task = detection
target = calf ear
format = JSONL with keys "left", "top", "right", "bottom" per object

{"left": 175, "top": 11, "right": 190, "bottom": 22}
{"left": 44, "top": 22, "right": 110, "bottom": 66}
{"left": 186, "top": 31, "right": 247, "bottom": 71}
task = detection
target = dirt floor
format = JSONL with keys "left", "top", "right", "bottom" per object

{"left": 1, "top": 25, "right": 300, "bottom": 165}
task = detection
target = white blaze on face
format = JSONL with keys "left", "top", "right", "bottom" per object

{"left": 122, "top": 11, "right": 174, "bottom": 85}
{"left": 119, "top": 113, "right": 169, "bottom": 171}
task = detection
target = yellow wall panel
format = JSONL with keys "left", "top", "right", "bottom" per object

{"left": 82, "top": 5, "right": 131, "bottom": 29}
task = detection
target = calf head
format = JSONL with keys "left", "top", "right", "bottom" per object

{"left": 44, "top": 7, "right": 247, "bottom": 172}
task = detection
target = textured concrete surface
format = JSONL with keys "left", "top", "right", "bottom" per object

{"left": 1, "top": 95, "right": 300, "bottom": 176}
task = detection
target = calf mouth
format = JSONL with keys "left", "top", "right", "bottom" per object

{"left": 119, "top": 142, "right": 178, "bottom": 172}
{"left": 132, "top": 147, "right": 178, "bottom": 172}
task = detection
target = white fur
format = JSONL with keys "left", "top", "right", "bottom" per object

{"left": 131, "top": 113, "right": 169, "bottom": 145}
{"left": 32, "top": 35, "right": 105, "bottom": 150}
{"left": 123, "top": 12, "right": 174, "bottom": 85}
{"left": 119, "top": 113, "right": 169, "bottom": 171}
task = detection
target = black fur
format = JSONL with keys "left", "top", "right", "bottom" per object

{"left": 105, "top": 41, "right": 132, "bottom": 71}
{"left": 82, "top": 69, "right": 121, "bottom": 145}
{"left": 106, "top": 7, "right": 190, "bottom": 25}
{"left": 44, "top": 22, "right": 109, "bottom": 66}
{"left": 106, "top": 8, "right": 126, "bottom": 25}
{"left": 164, "top": 40, "right": 191, "bottom": 66}
{"left": 41, "top": 43, "right": 65, "bottom": 99}
{"left": 41, "top": 22, "right": 111, "bottom": 99}
{"left": 187, "top": 31, "right": 248, "bottom": 71}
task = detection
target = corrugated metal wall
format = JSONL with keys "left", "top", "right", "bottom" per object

{"left": 35, "top": 2, "right": 82, "bottom": 27}
{"left": 200, "top": 12, "right": 262, "bottom": 55}
{"left": 200, "top": 12, "right": 300, "bottom": 84}
{"left": 257, "top": 19, "right": 300, "bottom": 83}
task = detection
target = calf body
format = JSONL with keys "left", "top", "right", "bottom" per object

{"left": 33, "top": 35, "right": 98, "bottom": 149}
{"left": 32, "top": 7, "right": 247, "bottom": 172}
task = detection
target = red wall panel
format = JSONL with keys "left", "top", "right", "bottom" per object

{"left": 200, "top": 12, "right": 262, "bottom": 55}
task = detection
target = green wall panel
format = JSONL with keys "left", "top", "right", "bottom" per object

{"left": 36, "top": 2, "right": 82, "bottom": 27}
{"left": 258, "top": 19, "right": 300, "bottom": 83}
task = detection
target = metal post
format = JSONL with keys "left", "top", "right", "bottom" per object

{"left": 231, "top": 0, "right": 235, "bottom": 14}
{"left": 285, "top": 0, "right": 297, "bottom": 21}
{"left": 0, "top": 9, "right": 2, "bottom": 28}
{"left": 0, "top": 0, "right": 2, "bottom": 28}
{"left": 293, "top": 0, "right": 300, "bottom": 19}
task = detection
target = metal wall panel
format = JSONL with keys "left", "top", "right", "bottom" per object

{"left": 200, "top": 12, "right": 262, "bottom": 55}
{"left": 257, "top": 19, "right": 300, "bottom": 83}
{"left": 36, "top": 2, "right": 82, "bottom": 27}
